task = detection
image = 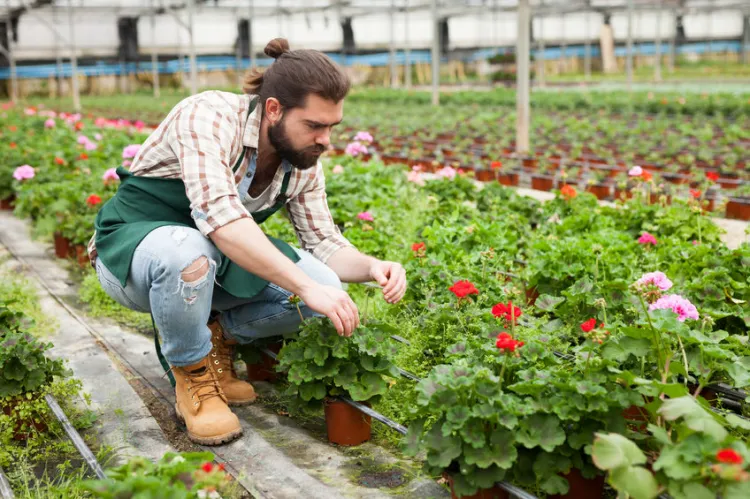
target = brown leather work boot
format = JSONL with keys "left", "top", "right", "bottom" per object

{"left": 173, "top": 356, "right": 242, "bottom": 445}
{"left": 208, "top": 318, "right": 258, "bottom": 406}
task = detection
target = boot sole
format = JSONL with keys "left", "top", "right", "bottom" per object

{"left": 228, "top": 396, "right": 257, "bottom": 407}
{"left": 175, "top": 404, "right": 243, "bottom": 446}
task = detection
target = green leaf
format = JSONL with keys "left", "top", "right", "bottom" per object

{"left": 298, "top": 382, "right": 327, "bottom": 401}
{"left": 4, "top": 358, "right": 26, "bottom": 380}
{"left": 424, "top": 424, "right": 462, "bottom": 468}
{"left": 656, "top": 383, "right": 690, "bottom": 398}
{"left": 647, "top": 424, "right": 672, "bottom": 446}
{"left": 726, "top": 413, "right": 750, "bottom": 431}
{"left": 567, "top": 278, "right": 594, "bottom": 296}
{"left": 676, "top": 483, "right": 715, "bottom": 499}
{"left": 591, "top": 433, "right": 646, "bottom": 470}
{"left": 446, "top": 406, "right": 471, "bottom": 427}
{"left": 347, "top": 372, "right": 387, "bottom": 401}
{"left": 303, "top": 344, "right": 329, "bottom": 367}
{"left": 658, "top": 396, "right": 727, "bottom": 441}
{"left": 402, "top": 419, "right": 424, "bottom": 457}
{"left": 725, "top": 480, "right": 750, "bottom": 499}
{"left": 535, "top": 294, "right": 565, "bottom": 312}
{"left": 653, "top": 446, "right": 699, "bottom": 480}
{"left": 539, "top": 474, "right": 569, "bottom": 495}
{"left": 333, "top": 363, "right": 357, "bottom": 387}
{"left": 609, "top": 466, "right": 659, "bottom": 499}
{"left": 602, "top": 337, "right": 653, "bottom": 362}
{"left": 516, "top": 415, "right": 565, "bottom": 452}
{"left": 726, "top": 361, "right": 750, "bottom": 388}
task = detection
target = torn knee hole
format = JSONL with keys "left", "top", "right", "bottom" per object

{"left": 181, "top": 256, "right": 210, "bottom": 283}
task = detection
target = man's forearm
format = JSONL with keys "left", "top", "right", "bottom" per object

{"left": 210, "top": 217, "right": 316, "bottom": 295}
{"left": 325, "top": 247, "right": 378, "bottom": 283}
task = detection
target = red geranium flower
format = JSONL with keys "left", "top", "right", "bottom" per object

{"left": 560, "top": 184, "right": 577, "bottom": 199}
{"left": 491, "top": 302, "right": 522, "bottom": 323}
{"left": 495, "top": 332, "right": 524, "bottom": 352}
{"left": 54, "top": 157, "right": 65, "bottom": 165}
{"left": 490, "top": 161, "right": 502, "bottom": 169}
{"left": 449, "top": 280, "right": 479, "bottom": 299}
{"left": 201, "top": 462, "right": 214, "bottom": 473}
{"left": 218, "top": 463, "right": 226, "bottom": 472}
{"left": 580, "top": 318, "right": 597, "bottom": 333}
{"left": 706, "top": 172, "right": 719, "bottom": 183}
{"left": 86, "top": 194, "right": 102, "bottom": 207}
{"left": 9, "top": 142, "right": 16, "bottom": 148}
{"left": 689, "top": 189, "right": 701, "bottom": 199}
{"left": 75, "top": 121, "right": 84, "bottom": 130}
{"left": 411, "top": 242, "right": 426, "bottom": 257}
{"left": 717, "top": 449, "right": 743, "bottom": 465}
{"left": 79, "top": 153, "right": 88, "bottom": 160}
{"left": 642, "top": 171, "right": 653, "bottom": 181}
{"left": 9, "top": 125, "right": 16, "bottom": 131}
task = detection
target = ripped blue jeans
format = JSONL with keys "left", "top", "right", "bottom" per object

{"left": 94, "top": 225, "right": 342, "bottom": 367}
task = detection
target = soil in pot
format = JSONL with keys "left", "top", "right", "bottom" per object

{"left": 614, "top": 189, "right": 633, "bottom": 201}
{"left": 2, "top": 397, "right": 48, "bottom": 440}
{"left": 497, "top": 172, "right": 519, "bottom": 187}
{"left": 548, "top": 469, "right": 605, "bottom": 499}
{"left": 0, "top": 195, "right": 14, "bottom": 210}
{"left": 245, "top": 342, "right": 283, "bottom": 382}
{"left": 54, "top": 232, "right": 71, "bottom": 259}
{"left": 475, "top": 170, "right": 496, "bottom": 182}
{"left": 74, "top": 245, "right": 90, "bottom": 268}
{"left": 726, "top": 198, "right": 750, "bottom": 221}
{"left": 442, "top": 473, "right": 508, "bottom": 499}
{"left": 531, "top": 175, "right": 554, "bottom": 192}
{"left": 324, "top": 399, "right": 372, "bottom": 446}
{"left": 585, "top": 184, "right": 611, "bottom": 200}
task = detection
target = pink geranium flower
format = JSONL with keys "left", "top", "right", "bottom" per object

{"left": 436, "top": 166, "right": 457, "bottom": 180}
{"left": 102, "top": 168, "right": 120, "bottom": 182}
{"left": 628, "top": 166, "right": 643, "bottom": 177}
{"left": 13, "top": 165, "right": 35, "bottom": 181}
{"left": 332, "top": 164, "right": 344, "bottom": 174}
{"left": 44, "top": 118, "right": 56, "bottom": 128}
{"left": 407, "top": 169, "right": 425, "bottom": 186}
{"left": 635, "top": 271, "right": 673, "bottom": 291}
{"left": 637, "top": 232, "right": 658, "bottom": 245}
{"left": 357, "top": 211, "right": 374, "bottom": 222}
{"left": 344, "top": 141, "right": 368, "bottom": 157}
{"left": 649, "top": 294, "right": 699, "bottom": 322}
{"left": 122, "top": 144, "right": 141, "bottom": 159}
{"left": 353, "top": 131, "right": 373, "bottom": 143}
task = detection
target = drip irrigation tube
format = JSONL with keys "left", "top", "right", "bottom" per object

{"left": 44, "top": 395, "right": 108, "bottom": 480}
{"left": 260, "top": 348, "right": 538, "bottom": 498}
{"left": 0, "top": 466, "right": 13, "bottom": 499}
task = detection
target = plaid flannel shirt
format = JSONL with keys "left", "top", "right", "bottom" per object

{"left": 88, "top": 90, "right": 351, "bottom": 266}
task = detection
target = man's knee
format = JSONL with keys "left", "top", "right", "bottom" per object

{"left": 181, "top": 256, "right": 210, "bottom": 283}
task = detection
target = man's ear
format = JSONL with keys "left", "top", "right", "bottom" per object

{"left": 265, "top": 97, "right": 283, "bottom": 124}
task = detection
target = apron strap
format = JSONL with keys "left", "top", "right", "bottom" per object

{"left": 232, "top": 97, "right": 259, "bottom": 174}
{"left": 151, "top": 314, "right": 176, "bottom": 388}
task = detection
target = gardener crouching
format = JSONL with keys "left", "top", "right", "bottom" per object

{"left": 86, "top": 38, "right": 407, "bottom": 445}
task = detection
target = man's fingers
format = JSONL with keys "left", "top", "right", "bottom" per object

{"left": 328, "top": 311, "right": 345, "bottom": 336}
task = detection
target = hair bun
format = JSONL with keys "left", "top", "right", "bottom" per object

{"left": 264, "top": 38, "right": 290, "bottom": 59}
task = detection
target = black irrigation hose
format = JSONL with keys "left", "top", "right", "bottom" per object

{"left": 259, "top": 349, "right": 539, "bottom": 499}
{"left": 44, "top": 395, "right": 108, "bottom": 481}
{"left": 0, "top": 466, "right": 13, "bottom": 499}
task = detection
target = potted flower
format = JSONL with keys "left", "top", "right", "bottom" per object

{"left": 725, "top": 183, "right": 750, "bottom": 221}
{"left": 1, "top": 306, "right": 69, "bottom": 441}
{"left": 585, "top": 170, "right": 612, "bottom": 200}
{"left": 530, "top": 162, "right": 556, "bottom": 192}
{"left": 82, "top": 451, "right": 240, "bottom": 498}
{"left": 405, "top": 325, "right": 639, "bottom": 499}
{"left": 275, "top": 318, "right": 399, "bottom": 446}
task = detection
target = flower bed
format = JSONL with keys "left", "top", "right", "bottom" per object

{"left": 2, "top": 102, "right": 750, "bottom": 498}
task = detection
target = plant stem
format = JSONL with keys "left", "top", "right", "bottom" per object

{"left": 637, "top": 294, "right": 664, "bottom": 374}
{"left": 296, "top": 304, "right": 305, "bottom": 324}
{"left": 498, "top": 352, "right": 510, "bottom": 390}
{"left": 676, "top": 334, "right": 689, "bottom": 386}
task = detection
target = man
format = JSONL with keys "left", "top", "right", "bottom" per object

{"left": 88, "top": 38, "right": 407, "bottom": 446}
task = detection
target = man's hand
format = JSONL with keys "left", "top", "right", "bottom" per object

{"left": 369, "top": 261, "right": 407, "bottom": 304}
{"left": 298, "top": 283, "right": 360, "bottom": 337}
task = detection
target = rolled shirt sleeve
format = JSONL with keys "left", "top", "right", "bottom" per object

{"left": 170, "top": 98, "right": 251, "bottom": 236}
{"left": 287, "top": 162, "right": 353, "bottom": 263}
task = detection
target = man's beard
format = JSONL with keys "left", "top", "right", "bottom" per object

{"left": 268, "top": 116, "right": 325, "bottom": 170}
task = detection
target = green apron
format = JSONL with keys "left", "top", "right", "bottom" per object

{"left": 93, "top": 98, "right": 299, "bottom": 385}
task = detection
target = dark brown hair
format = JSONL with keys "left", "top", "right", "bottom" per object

{"left": 243, "top": 38, "right": 350, "bottom": 110}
